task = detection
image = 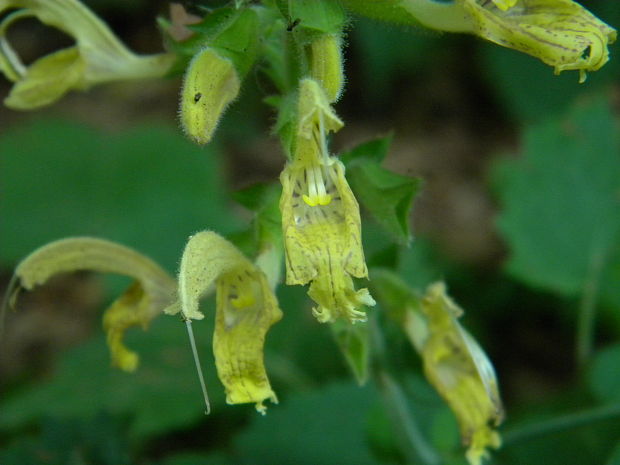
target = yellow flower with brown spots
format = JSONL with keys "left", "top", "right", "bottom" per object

{"left": 280, "top": 79, "right": 375, "bottom": 323}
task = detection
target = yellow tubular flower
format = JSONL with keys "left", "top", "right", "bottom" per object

{"left": 5, "top": 237, "right": 176, "bottom": 372}
{"left": 0, "top": 0, "right": 174, "bottom": 109}
{"left": 458, "top": 0, "right": 617, "bottom": 82}
{"left": 280, "top": 79, "right": 375, "bottom": 323}
{"left": 170, "top": 231, "right": 282, "bottom": 413}
{"left": 420, "top": 282, "right": 503, "bottom": 465}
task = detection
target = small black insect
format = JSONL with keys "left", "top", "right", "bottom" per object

{"left": 194, "top": 92, "right": 202, "bottom": 103}
{"left": 287, "top": 18, "right": 301, "bottom": 32}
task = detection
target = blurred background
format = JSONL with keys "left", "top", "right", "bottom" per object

{"left": 1, "top": 1, "right": 619, "bottom": 464}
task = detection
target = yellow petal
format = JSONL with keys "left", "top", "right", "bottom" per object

{"left": 174, "top": 231, "right": 282, "bottom": 412}
{"left": 4, "top": 47, "right": 85, "bottom": 109}
{"left": 6, "top": 237, "right": 176, "bottom": 371}
{"left": 214, "top": 267, "right": 282, "bottom": 413}
{"left": 280, "top": 158, "right": 373, "bottom": 323}
{"left": 102, "top": 282, "right": 152, "bottom": 372}
{"left": 459, "top": 0, "right": 617, "bottom": 80}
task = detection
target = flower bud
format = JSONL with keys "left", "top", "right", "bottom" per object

{"left": 180, "top": 47, "right": 241, "bottom": 145}
{"left": 308, "top": 34, "right": 344, "bottom": 102}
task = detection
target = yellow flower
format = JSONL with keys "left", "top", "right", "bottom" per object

{"left": 343, "top": 0, "right": 615, "bottom": 81}
{"left": 419, "top": 282, "right": 503, "bottom": 465}
{"left": 280, "top": 79, "right": 375, "bottom": 323}
{"left": 457, "top": 0, "right": 617, "bottom": 82}
{"left": 0, "top": 0, "right": 174, "bottom": 109}
{"left": 169, "top": 231, "right": 282, "bottom": 413}
{"left": 4, "top": 237, "right": 176, "bottom": 372}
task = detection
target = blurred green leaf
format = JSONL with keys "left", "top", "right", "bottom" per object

{"left": 158, "top": 451, "right": 233, "bottom": 465}
{"left": 0, "top": 119, "right": 239, "bottom": 271}
{"left": 397, "top": 238, "right": 447, "bottom": 292}
{"left": 234, "top": 381, "right": 380, "bottom": 465}
{"left": 351, "top": 18, "right": 442, "bottom": 104}
{"left": 370, "top": 268, "right": 421, "bottom": 325}
{"left": 588, "top": 344, "right": 620, "bottom": 403}
{"left": 330, "top": 319, "right": 370, "bottom": 385}
{"left": 0, "top": 413, "right": 131, "bottom": 465}
{"left": 491, "top": 95, "right": 620, "bottom": 307}
{"left": 0, "top": 313, "right": 226, "bottom": 439}
{"left": 607, "top": 442, "right": 620, "bottom": 465}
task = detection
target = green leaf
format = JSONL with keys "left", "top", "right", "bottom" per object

{"left": 209, "top": 8, "right": 260, "bottom": 77}
{"left": 346, "top": 154, "right": 422, "bottom": 245}
{"left": 233, "top": 182, "right": 281, "bottom": 212}
{"left": 0, "top": 119, "right": 239, "bottom": 271}
{"left": 397, "top": 238, "right": 448, "bottom": 291}
{"left": 588, "top": 344, "right": 620, "bottom": 403}
{"left": 491, "top": 95, "right": 620, "bottom": 307}
{"left": 330, "top": 319, "right": 370, "bottom": 385}
{"left": 234, "top": 381, "right": 381, "bottom": 465}
{"left": 270, "top": 91, "right": 298, "bottom": 158}
{"left": 163, "top": 7, "right": 261, "bottom": 77}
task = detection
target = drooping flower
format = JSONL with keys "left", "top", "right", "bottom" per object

{"left": 168, "top": 231, "right": 282, "bottom": 413}
{"left": 458, "top": 0, "right": 617, "bottom": 82}
{"left": 280, "top": 79, "right": 375, "bottom": 323}
{"left": 0, "top": 0, "right": 175, "bottom": 109}
{"left": 4, "top": 237, "right": 176, "bottom": 372}
{"left": 341, "top": 0, "right": 616, "bottom": 82}
{"left": 420, "top": 282, "right": 503, "bottom": 465}
{"left": 370, "top": 272, "right": 504, "bottom": 464}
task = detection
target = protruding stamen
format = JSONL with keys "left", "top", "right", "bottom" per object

{"left": 231, "top": 293, "right": 256, "bottom": 308}
{"left": 302, "top": 165, "right": 332, "bottom": 206}
{"left": 185, "top": 319, "right": 211, "bottom": 415}
{"left": 489, "top": 0, "right": 517, "bottom": 10}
